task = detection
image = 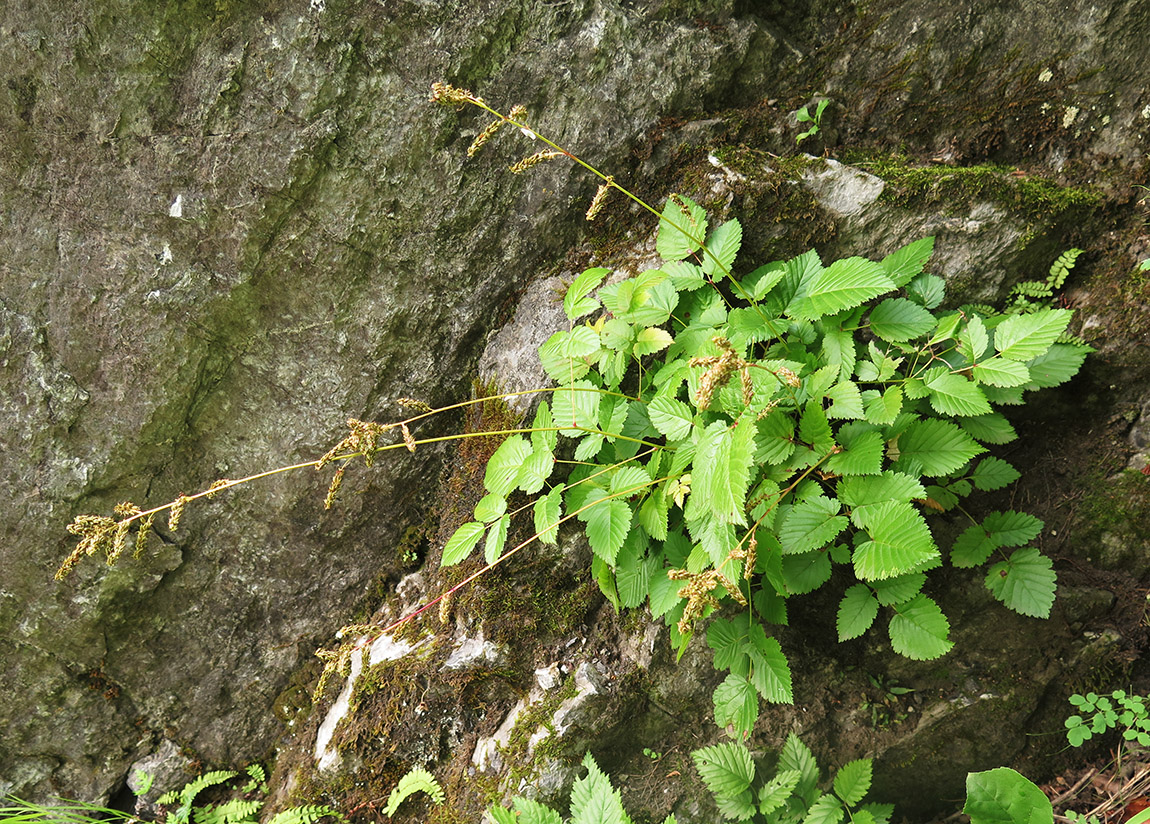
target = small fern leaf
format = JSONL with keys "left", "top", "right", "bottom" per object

{"left": 1047, "top": 248, "right": 1083, "bottom": 290}
{"left": 384, "top": 768, "right": 444, "bottom": 817}
{"left": 267, "top": 804, "right": 344, "bottom": 824}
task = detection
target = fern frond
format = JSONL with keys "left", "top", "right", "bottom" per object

{"left": 959, "top": 303, "right": 997, "bottom": 317}
{"left": 267, "top": 804, "right": 344, "bottom": 824}
{"left": 383, "top": 768, "right": 445, "bottom": 817}
{"left": 194, "top": 798, "right": 262, "bottom": 824}
{"left": 1008, "top": 280, "right": 1052, "bottom": 299}
{"left": 164, "top": 771, "right": 238, "bottom": 824}
{"left": 242, "top": 764, "right": 267, "bottom": 794}
{"left": 1047, "top": 247, "right": 1083, "bottom": 290}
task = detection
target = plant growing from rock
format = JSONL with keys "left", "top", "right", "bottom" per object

{"left": 59, "top": 83, "right": 1092, "bottom": 742}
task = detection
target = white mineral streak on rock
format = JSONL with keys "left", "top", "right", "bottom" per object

{"left": 800, "top": 158, "right": 885, "bottom": 217}
{"left": 168, "top": 195, "right": 183, "bottom": 218}
{"left": 314, "top": 634, "right": 426, "bottom": 771}
{"left": 441, "top": 630, "right": 505, "bottom": 670}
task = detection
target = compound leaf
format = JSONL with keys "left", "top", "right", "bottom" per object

{"left": 868, "top": 298, "right": 936, "bottom": 342}
{"left": 702, "top": 219, "right": 743, "bottom": 277}
{"left": 787, "top": 258, "right": 895, "bottom": 322}
{"left": 895, "top": 419, "right": 985, "bottom": 477}
{"left": 442, "top": 521, "right": 485, "bottom": 566}
{"left": 994, "top": 309, "right": 1072, "bottom": 361}
{"left": 692, "top": 742, "right": 755, "bottom": 798}
{"left": 657, "top": 195, "right": 707, "bottom": 262}
{"left": 713, "top": 673, "right": 760, "bottom": 739}
{"left": 971, "top": 457, "right": 1021, "bottom": 491}
{"left": 833, "top": 759, "right": 873, "bottom": 806}
{"left": 853, "top": 501, "right": 938, "bottom": 581}
{"left": 564, "top": 268, "right": 610, "bottom": 321}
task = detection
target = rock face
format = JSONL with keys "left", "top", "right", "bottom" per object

{"left": 0, "top": 0, "right": 775, "bottom": 803}
{"left": 3, "top": 0, "right": 1150, "bottom": 821}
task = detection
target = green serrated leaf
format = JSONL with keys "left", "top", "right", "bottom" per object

{"left": 863, "top": 386, "right": 903, "bottom": 426}
{"left": 826, "top": 381, "right": 866, "bottom": 420}
{"left": 868, "top": 298, "right": 936, "bottom": 342}
{"left": 755, "top": 411, "right": 797, "bottom": 465}
{"left": 782, "top": 549, "right": 833, "bottom": 594}
{"left": 702, "top": 219, "right": 743, "bottom": 277}
{"left": 474, "top": 492, "right": 507, "bottom": 523}
{"left": 871, "top": 572, "right": 925, "bottom": 606}
{"left": 895, "top": 418, "right": 985, "bottom": 477}
{"left": 759, "top": 770, "right": 802, "bottom": 816}
{"left": 484, "top": 435, "right": 534, "bottom": 496}
{"left": 972, "top": 357, "right": 1031, "bottom": 388}
{"left": 959, "top": 316, "right": 990, "bottom": 363}
{"left": 906, "top": 273, "right": 946, "bottom": 309}
{"left": 713, "top": 673, "right": 760, "bottom": 739}
{"left": 833, "top": 759, "right": 873, "bottom": 806}
{"left": 691, "top": 420, "right": 755, "bottom": 524}
{"left": 746, "top": 628, "right": 793, "bottom": 703}
{"left": 837, "top": 584, "right": 880, "bottom": 640}
{"left": 983, "top": 510, "right": 1044, "bottom": 547}
{"left": 803, "top": 793, "right": 844, "bottom": 824}
{"left": 553, "top": 380, "right": 600, "bottom": 436}
{"left": 578, "top": 490, "right": 632, "bottom": 566}
{"left": 564, "top": 268, "right": 610, "bottom": 321}
{"left": 533, "top": 487, "right": 562, "bottom": 545}
{"left": 994, "top": 309, "right": 1073, "bottom": 361}
{"left": 665, "top": 259, "right": 706, "bottom": 291}
{"left": 511, "top": 797, "right": 563, "bottom": 824}
{"left": 881, "top": 237, "right": 935, "bottom": 287}
{"left": 484, "top": 515, "right": 509, "bottom": 564}
{"left": 787, "top": 258, "right": 895, "bottom": 322}
{"left": 657, "top": 195, "right": 708, "bottom": 262}
{"left": 442, "top": 521, "right": 485, "bottom": 566}
{"left": 539, "top": 327, "right": 599, "bottom": 382}
{"left": 959, "top": 413, "right": 1018, "bottom": 445}
{"left": 517, "top": 448, "right": 555, "bottom": 494}
{"left": 853, "top": 501, "right": 938, "bottom": 581}
{"left": 779, "top": 734, "right": 819, "bottom": 801}
{"left": 1024, "top": 343, "right": 1090, "bottom": 389}
{"left": 925, "top": 371, "right": 992, "bottom": 417}
{"left": 648, "top": 396, "right": 695, "bottom": 441}
{"left": 693, "top": 742, "right": 755, "bottom": 797}
{"left": 825, "top": 430, "right": 883, "bottom": 476}
{"left": 986, "top": 547, "right": 1057, "bottom": 618}
{"left": 778, "top": 497, "right": 849, "bottom": 554}
{"left": 634, "top": 327, "right": 674, "bottom": 357}
{"left": 971, "top": 457, "right": 1021, "bottom": 491}
{"left": 570, "top": 753, "right": 628, "bottom": 824}
{"left": 889, "top": 594, "right": 953, "bottom": 660}
{"left": 532, "top": 402, "right": 558, "bottom": 454}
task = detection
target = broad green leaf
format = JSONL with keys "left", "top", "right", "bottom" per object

{"left": 759, "top": 770, "right": 802, "bottom": 816}
{"left": 778, "top": 734, "right": 819, "bottom": 801}
{"left": 853, "top": 501, "right": 938, "bottom": 581}
{"left": 712, "top": 674, "right": 759, "bottom": 740}
{"left": 533, "top": 487, "right": 562, "bottom": 545}
{"left": 532, "top": 401, "right": 558, "bottom": 454}
{"left": 826, "top": 381, "right": 865, "bottom": 420}
{"left": 959, "top": 413, "right": 1018, "bottom": 445}
{"left": 778, "top": 497, "right": 849, "bottom": 554}
{"left": 484, "top": 515, "right": 509, "bottom": 564}
{"left": 539, "top": 327, "right": 599, "bottom": 381}
{"left": 800, "top": 401, "right": 835, "bottom": 451}
{"left": 517, "top": 448, "right": 554, "bottom": 494}
{"left": 925, "top": 371, "right": 992, "bottom": 417}
{"left": 837, "top": 584, "right": 880, "bottom": 640}
{"left": 483, "top": 435, "right": 533, "bottom": 496}
{"left": 871, "top": 572, "right": 925, "bottom": 606}
{"left": 881, "top": 237, "right": 934, "bottom": 287}
{"left": 609, "top": 465, "right": 651, "bottom": 495}
{"left": 489, "top": 806, "right": 520, "bottom": 824}
{"left": 553, "top": 380, "right": 600, "bottom": 436}
{"left": 786, "top": 257, "right": 895, "bottom": 322}
{"left": 994, "top": 309, "right": 1072, "bottom": 361}
{"left": 863, "top": 386, "right": 903, "bottom": 426}
{"left": 442, "top": 521, "right": 485, "bottom": 566}
{"left": 574, "top": 432, "right": 605, "bottom": 461}
{"left": 657, "top": 194, "right": 707, "bottom": 262}
{"left": 889, "top": 594, "right": 953, "bottom": 660}
{"left": 578, "top": 489, "right": 632, "bottom": 565}
{"left": 906, "top": 273, "right": 945, "bottom": 309}
{"left": 648, "top": 396, "right": 695, "bottom": 441}
{"left": 964, "top": 768, "right": 1054, "bottom": 824}
{"left": 971, "top": 457, "right": 1021, "bottom": 491}
{"left": 691, "top": 420, "right": 755, "bottom": 524}
{"left": 512, "top": 798, "right": 563, "bottom": 824}
{"left": 894, "top": 418, "right": 985, "bottom": 477}
{"left": 701, "top": 219, "right": 743, "bottom": 276}
{"left": 803, "top": 793, "right": 844, "bottom": 824}
{"left": 838, "top": 471, "right": 926, "bottom": 523}
{"left": 950, "top": 523, "right": 997, "bottom": 568}
{"left": 634, "top": 327, "right": 674, "bottom": 356}
{"left": 746, "top": 261, "right": 787, "bottom": 300}
{"left": 959, "top": 316, "right": 990, "bottom": 362}
{"left": 982, "top": 384, "right": 1025, "bottom": 406}
{"left": 708, "top": 616, "right": 751, "bottom": 672}
{"left": 474, "top": 492, "right": 507, "bottom": 523}
{"left": 755, "top": 411, "right": 797, "bottom": 465}
{"left": 616, "top": 535, "right": 654, "bottom": 609}
{"left": 986, "top": 547, "right": 1057, "bottom": 618}
{"left": 868, "top": 298, "right": 936, "bottom": 342}
{"left": 929, "top": 311, "right": 963, "bottom": 345}
{"left": 983, "top": 510, "right": 1043, "bottom": 547}
{"left": 664, "top": 259, "right": 706, "bottom": 291}
{"left": 972, "top": 357, "right": 1031, "bottom": 388}
{"left": 638, "top": 490, "right": 670, "bottom": 540}
{"left": 782, "top": 549, "right": 833, "bottom": 594}
{"left": 570, "top": 753, "right": 627, "bottom": 824}
{"left": 692, "top": 742, "right": 755, "bottom": 797}
{"left": 614, "top": 272, "right": 679, "bottom": 326}
{"left": 833, "top": 759, "right": 873, "bottom": 806}
{"left": 727, "top": 306, "right": 781, "bottom": 348}
{"left": 746, "top": 628, "right": 793, "bottom": 703}
{"left": 822, "top": 327, "right": 857, "bottom": 382}
{"left": 564, "top": 267, "right": 610, "bottom": 321}
{"left": 1024, "top": 343, "right": 1090, "bottom": 389}
{"left": 649, "top": 568, "right": 682, "bottom": 619}
{"left": 824, "top": 430, "right": 884, "bottom": 476}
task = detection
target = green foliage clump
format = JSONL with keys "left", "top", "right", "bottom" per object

{"left": 693, "top": 734, "right": 888, "bottom": 823}
{"left": 1065, "top": 689, "right": 1150, "bottom": 754}
{"left": 156, "top": 765, "right": 340, "bottom": 824}
{"left": 1005, "top": 247, "right": 1083, "bottom": 313}
{"left": 487, "top": 752, "right": 676, "bottom": 824}
{"left": 383, "top": 768, "right": 444, "bottom": 817}
{"left": 443, "top": 176, "right": 1090, "bottom": 735}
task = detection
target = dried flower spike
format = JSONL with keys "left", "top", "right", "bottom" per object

{"left": 429, "top": 81, "right": 479, "bottom": 107}
{"left": 397, "top": 397, "right": 433, "bottom": 413}
{"left": 401, "top": 423, "right": 417, "bottom": 453}
{"left": 135, "top": 512, "right": 155, "bottom": 558}
{"left": 324, "top": 467, "right": 346, "bottom": 511}
{"left": 585, "top": 176, "right": 615, "bottom": 221}
{"left": 509, "top": 150, "right": 562, "bottom": 174}
{"left": 468, "top": 117, "right": 507, "bottom": 157}
{"left": 168, "top": 495, "right": 189, "bottom": 532}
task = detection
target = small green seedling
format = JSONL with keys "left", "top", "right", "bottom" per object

{"left": 796, "top": 99, "right": 830, "bottom": 143}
